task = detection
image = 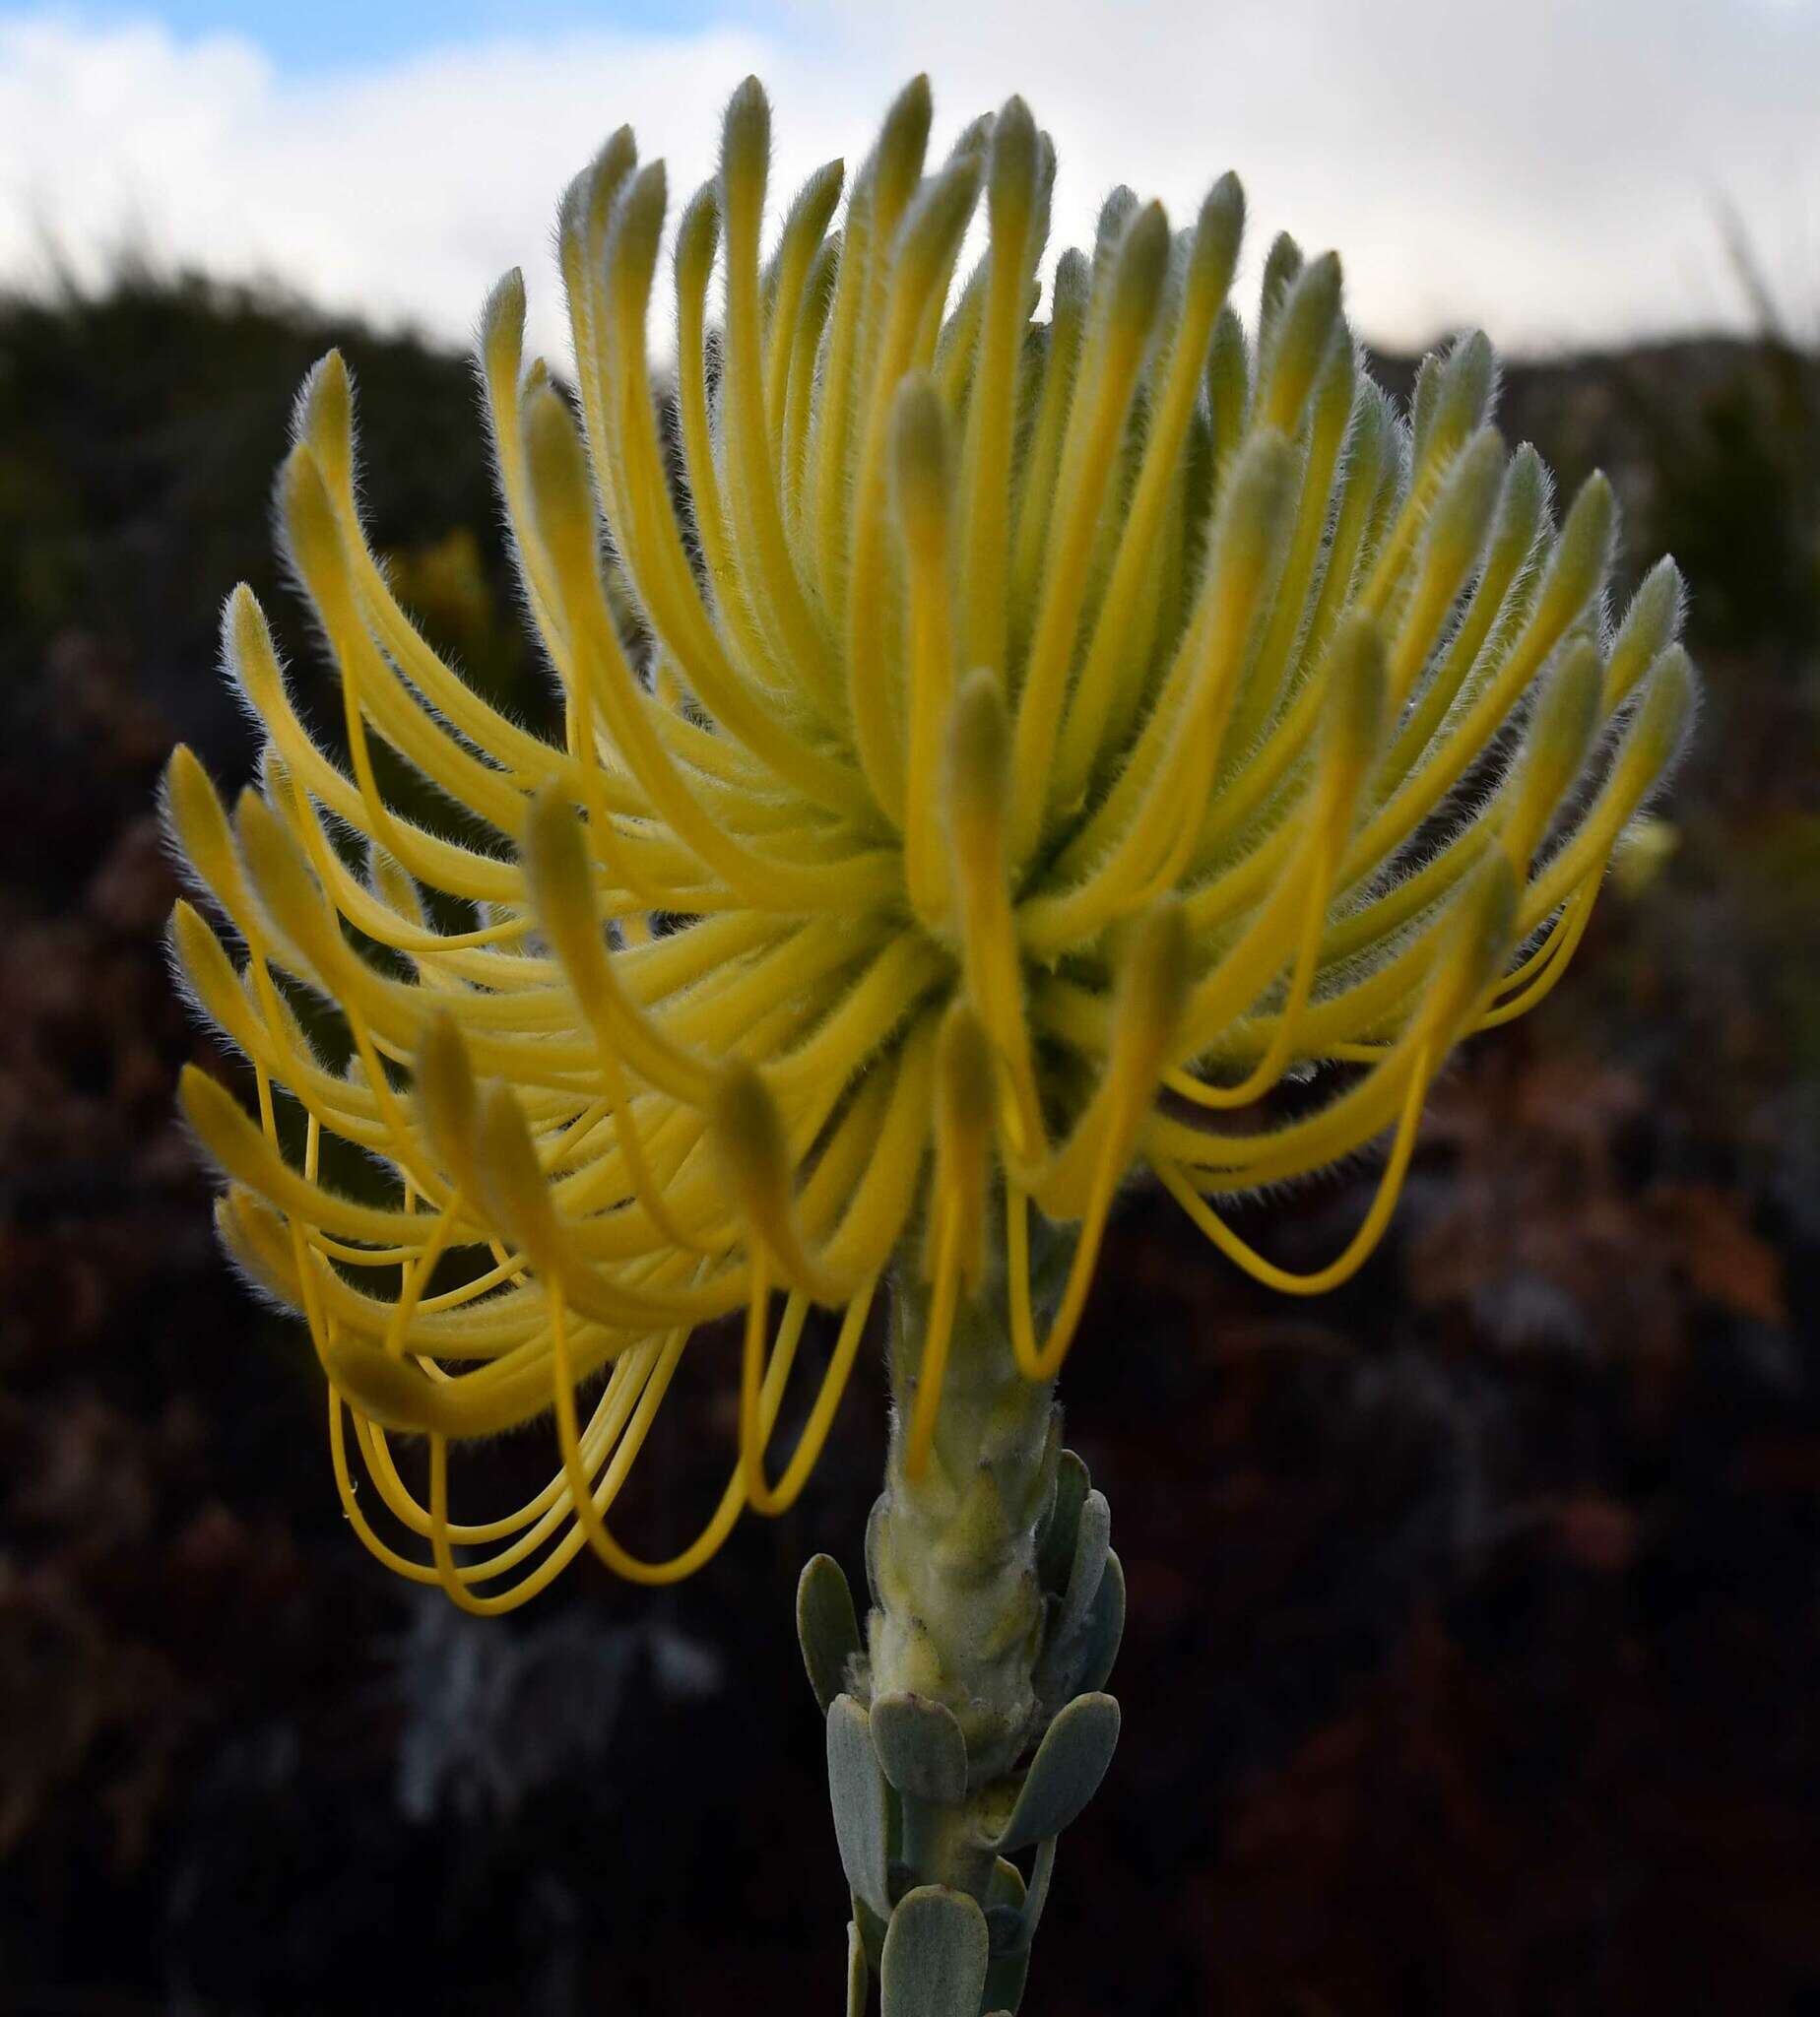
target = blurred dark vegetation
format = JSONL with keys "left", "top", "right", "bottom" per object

{"left": 0, "top": 262, "right": 1817, "bottom": 2016}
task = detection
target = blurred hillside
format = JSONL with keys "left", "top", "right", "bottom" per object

{"left": 0, "top": 271, "right": 1817, "bottom": 2016}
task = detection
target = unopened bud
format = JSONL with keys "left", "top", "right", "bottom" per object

{"left": 609, "top": 160, "right": 669, "bottom": 301}
{"left": 476, "top": 1082, "right": 564, "bottom": 1266}
{"left": 414, "top": 1009, "right": 482, "bottom": 1187}
{"left": 1322, "top": 613, "right": 1389, "bottom": 816}
{"left": 480, "top": 267, "right": 527, "bottom": 389}
{"left": 896, "top": 156, "right": 983, "bottom": 284}
{"left": 168, "top": 902, "right": 254, "bottom": 1052}
{"left": 278, "top": 444, "right": 353, "bottom": 615}
{"left": 520, "top": 785, "right": 608, "bottom": 1005}
{"left": 1311, "top": 327, "right": 1358, "bottom": 438}
{"left": 719, "top": 76, "right": 771, "bottom": 216}
{"left": 1107, "top": 200, "right": 1170, "bottom": 343}
{"left": 177, "top": 1060, "right": 262, "bottom": 1193}
{"left": 676, "top": 182, "right": 720, "bottom": 290}
{"left": 793, "top": 157, "right": 845, "bottom": 241}
{"left": 1602, "top": 554, "right": 1684, "bottom": 712}
{"left": 1115, "top": 895, "right": 1192, "bottom": 1077}
{"left": 563, "top": 127, "right": 637, "bottom": 264}
{"left": 1257, "top": 230, "right": 1304, "bottom": 347}
{"left": 944, "top": 668, "right": 1010, "bottom": 861}
{"left": 945, "top": 111, "right": 994, "bottom": 167}
{"left": 522, "top": 384, "right": 598, "bottom": 586}
{"left": 936, "top": 999, "right": 998, "bottom": 1151}
{"left": 1261, "top": 250, "right": 1342, "bottom": 434}
{"left": 1423, "top": 330, "right": 1497, "bottom": 470}
{"left": 1188, "top": 171, "right": 1245, "bottom": 313}
{"left": 1627, "top": 644, "right": 1698, "bottom": 775}
{"left": 988, "top": 94, "right": 1039, "bottom": 229}
{"left": 233, "top": 788, "right": 340, "bottom": 976}
{"left": 1091, "top": 186, "right": 1139, "bottom": 289}
{"left": 1051, "top": 246, "right": 1090, "bottom": 326}
{"left": 1507, "top": 637, "right": 1601, "bottom": 864}
{"left": 162, "top": 746, "right": 240, "bottom": 908}
{"left": 1210, "top": 427, "right": 1298, "bottom": 596}
{"left": 890, "top": 374, "right": 951, "bottom": 561}
{"left": 223, "top": 584, "right": 280, "bottom": 714}
{"left": 1535, "top": 471, "right": 1617, "bottom": 633}
{"left": 871, "top": 74, "right": 933, "bottom": 227}
{"left": 766, "top": 160, "right": 841, "bottom": 320}
{"left": 1204, "top": 303, "right": 1249, "bottom": 456}
{"left": 1611, "top": 813, "right": 1679, "bottom": 897}
{"left": 709, "top": 1058, "right": 793, "bottom": 1232}
{"left": 293, "top": 350, "right": 353, "bottom": 498}
{"left": 1483, "top": 441, "right": 1548, "bottom": 575}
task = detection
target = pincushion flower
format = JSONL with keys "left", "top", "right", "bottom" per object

{"left": 166, "top": 74, "right": 1694, "bottom": 2009}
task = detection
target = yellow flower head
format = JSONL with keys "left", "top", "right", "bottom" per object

{"left": 166, "top": 77, "right": 1695, "bottom": 1609}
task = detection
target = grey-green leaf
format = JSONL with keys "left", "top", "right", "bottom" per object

{"left": 1058, "top": 1489, "right": 1110, "bottom": 1647}
{"left": 854, "top": 1890, "right": 891, "bottom": 1975}
{"left": 995, "top": 1691, "right": 1121, "bottom": 1854}
{"left": 987, "top": 1855, "right": 1027, "bottom": 1916}
{"left": 1074, "top": 1549, "right": 1126, "bottom": 1698}
{"left": 879, "top": 1885, "right": 990, "bottom": 2017}
{"left": 846, "top": 1919, "right": 869, "bottom": 2017}
{"left": 984, "top": 1861, "right": 1033, "bottom": 2010}
{"left": 1035, "top": 1488, "right": 1110, "bottom": 1699}
{"left": 827, "top": 1694, "right": 891, "bottom": 1919}
{"left": 1036, "top": 1449, "right": 1089, "bottom": 1595}
{"left": 799, "top": 1553, "right": 862, "bottom": 1716}
{"left": 871, "top": 1692, "right": 969, "bottom": 1803}
{"left": 1020, "top": 1836, "right": 1059, "bottom": 1943}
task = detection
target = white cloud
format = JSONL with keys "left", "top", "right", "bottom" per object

{"left": 0, "top": 11, "right": 830, "bottom": 361}
{"left": 3, "top": 2, "right": 1817, "bottom": 363}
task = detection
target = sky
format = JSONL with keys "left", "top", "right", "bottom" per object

{"left": 2, "top": 0, "right": 1817, "bottom": 362}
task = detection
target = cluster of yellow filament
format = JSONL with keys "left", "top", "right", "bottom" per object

{"left": 165, "top": 77, "right": 1694, "bottom": 1609}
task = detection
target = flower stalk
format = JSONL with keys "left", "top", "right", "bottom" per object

{"left": 800, "top": 1218, "right": 1124, "bottom": 2014}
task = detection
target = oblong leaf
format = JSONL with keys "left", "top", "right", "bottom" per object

{"left": 1074, "top": 1549, "right": 1126, "bottom": 1699}
{"left": 985, "top": 1853, "right": 1034, "bottom": 2009}
{"left": 995, "top": 1691, "right": 1121, "bottom": 1854}
{"left": 1034, "top": 1488, "right": 1110, "bottom": 1699}
{"left": 847, "top": 1919, "right": 869, "bottom": 2017}
{"left": 798, "top": 1553, "right": 862, "bottom": 1715}
{"left": 871, "top": 1691, "right": 969, "bottom": 1803}
{"left": 827, "top": 1693, "right": 891, "bottom": 1918}
{"left": 1057, "top": 1489, "right": 1110, "bottom": 1650}
{"left": 880, "top": 1884, "right": 990, "bottom": 2017}
{"left": 1036, "top": 1448, "right": 1090, "bottom": 1594}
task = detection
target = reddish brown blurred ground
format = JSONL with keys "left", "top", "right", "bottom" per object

{"left": 1, "top": 278, "right": 1816, "bottom": 2014}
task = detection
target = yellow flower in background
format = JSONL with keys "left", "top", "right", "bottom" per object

{"left": 164, "top": 76, "right": 1695, "bottom": 1615}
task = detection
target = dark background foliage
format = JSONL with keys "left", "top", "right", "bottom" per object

{"left": 0, "top": 266, "right": 1816, "bottom": 2014}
